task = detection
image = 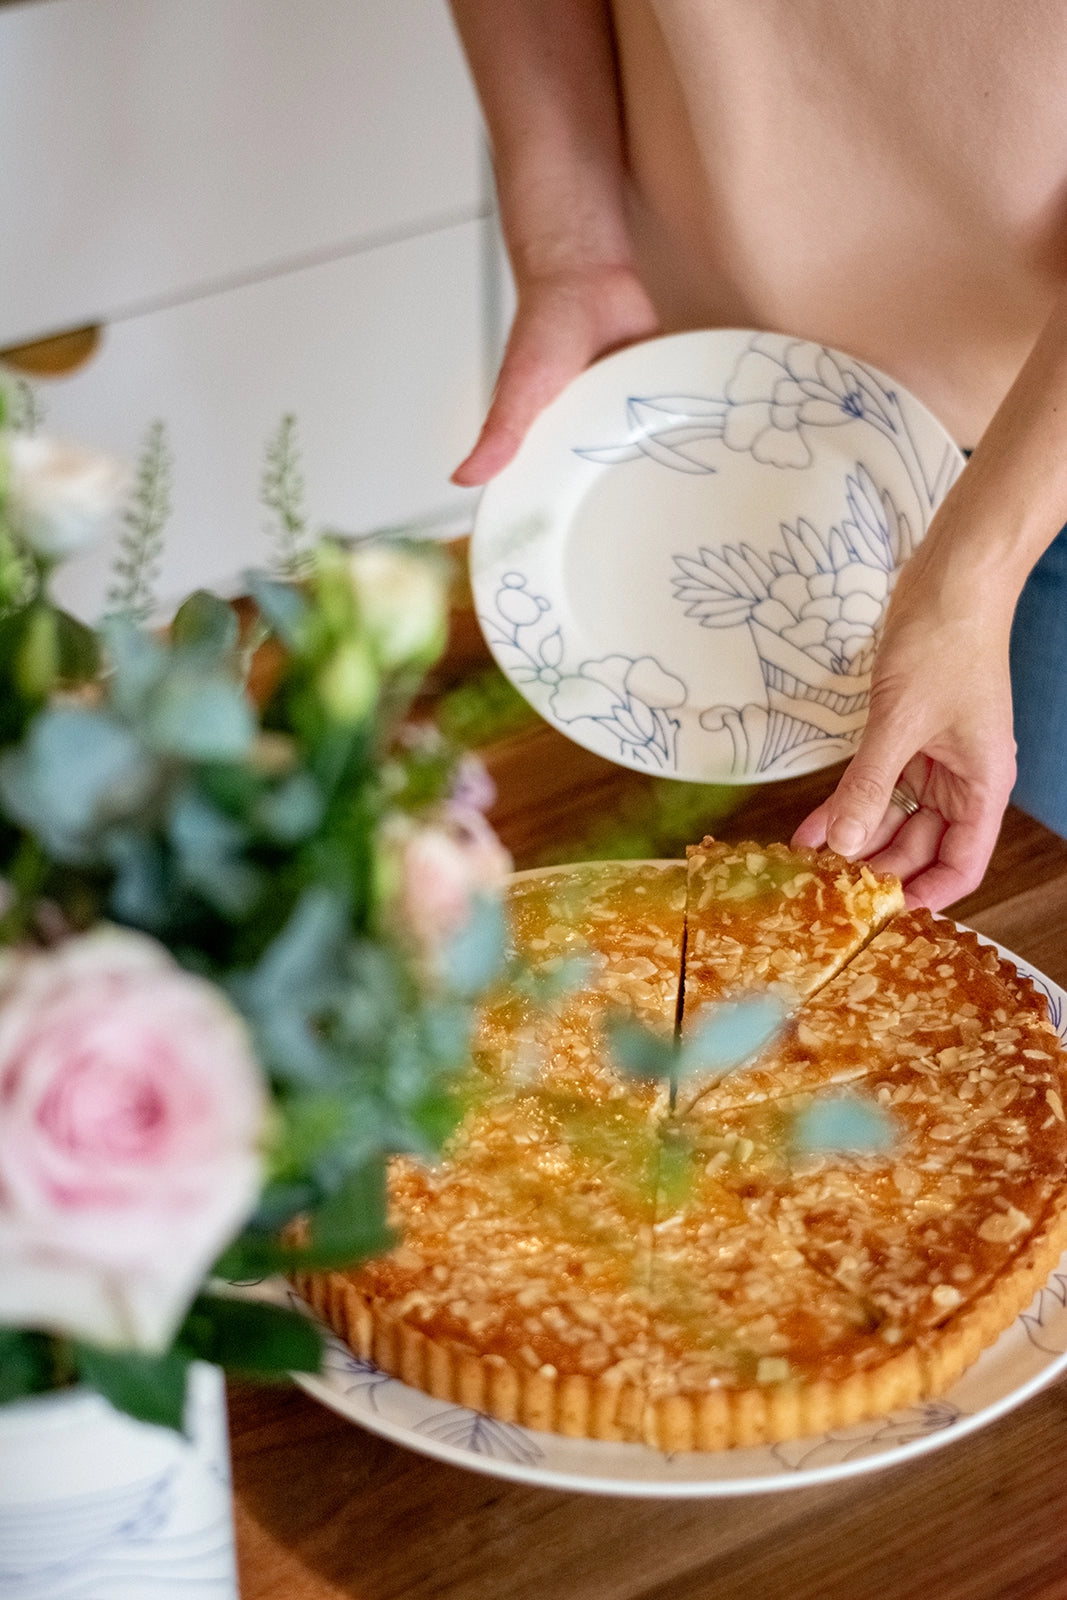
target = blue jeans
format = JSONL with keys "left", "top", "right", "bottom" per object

{"left": 1010, "top": 519, "right": 1067, "bottom": 838}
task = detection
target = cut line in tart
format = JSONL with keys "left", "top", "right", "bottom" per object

{"left": 297, "top": 843, "right": 1067, "bottom": 1452}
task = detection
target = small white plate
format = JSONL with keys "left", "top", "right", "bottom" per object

{"left": 285, "top": 932, "right": 1067, "bottom": 1498}
{"left": 470, "top": 330, "right": 964, "bottom": 783}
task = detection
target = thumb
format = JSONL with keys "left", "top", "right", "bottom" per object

{"left": 824, "top": 723, "right": 912, "bottom": 860}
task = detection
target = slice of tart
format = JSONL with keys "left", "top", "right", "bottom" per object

{"left": 682, "top": 908, "right": 1041, "bottom": 1115}
{"left": 677, "top": 838, "right": 903, "bottom": 1109}
{"left": 641, "top": 1138, "right": 923, "bottom": 1450}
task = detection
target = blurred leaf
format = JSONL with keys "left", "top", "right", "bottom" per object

{"left": 14, "top": 602, "right": 59, "bottom": 698}
{"left": 790, "top": 1093, "right": 897, "bottom": 1156}
{"left": 253, "top": 770, "right": 323, "bottom": 843}
{"left": 74, "top": 1343, "right": 191, "bottom": 1433}
{"left": 304, "top": 1153, "right": 395, "bottom": 1264}
{"left": 244, "top": 571, "right": 310, "bottom": 650}
{"left": 230, "top": 887, "right": 351, "bottom": 1085}
{"left": 143, "top": 669, "right": 255, "bottom": 762}
{"left": 170, "top": 590, "right": 239, "bottom": 660}
{"left": 178, "top": 1294, "right": 321, "bottom": 1375}
{"left": 0, "top": 706, "right": 156, "bottom": 862}
{"left": 0, "top": 1328, "right": 59, "bottom": 1403}
{"left": 436, "top": 667, "right": 536, "bottom": 749}
{"left": 604, "top": 1013, "right": 678, "bottom": 1081}
{"left": 168, "top": 787, "right": 261, "bottom": 916}
{"left": 103, "top": 616, "right": 167, "bottom": 720}
{"left": 441, "top": 893, "right": 507, "bottom": 997}
{"left": 55, "top": 608, "right": 100, "bottom": 684}
{"left": 105, "top": 827, "right": 170, "bottom": 929}
{"left": 677, "top": 993, "right": 790, "bottom": 1079}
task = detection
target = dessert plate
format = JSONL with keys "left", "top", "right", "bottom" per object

{"left": 286, "top": 932, "right": 1067, "bottom": 1498}
{"left": 469, "top": 329, "right": 964, "bottom": 784}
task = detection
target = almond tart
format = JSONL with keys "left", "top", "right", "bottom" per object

{"left": 296, "top": 841, "right": 1067, "bottom": 1451}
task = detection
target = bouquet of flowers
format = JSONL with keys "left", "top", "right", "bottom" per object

{"left": 0, "top": 395, "right": 511, "bottom": 1430}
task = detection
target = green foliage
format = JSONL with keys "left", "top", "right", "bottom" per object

{"left": 261, "top": 414, "right": 310, "bottom": 579}
{"left": 0, "top": 1328, "right": 60, "bottom": 1403}
{"left": 437, "top": 665, "right": 537, "bottom": 747}
{"left": 74, "top": 1342, "right": 192, "bottom": 1432}
{"left": 107, "top": 420, "right": 171, "bottom": 622}
{"left": 0, "top": 410, "right": 516, "bottom": 1429}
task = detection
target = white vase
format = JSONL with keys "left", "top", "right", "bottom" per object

{"left": 0, "top": 1361, "right": 239, "bottom": 1599}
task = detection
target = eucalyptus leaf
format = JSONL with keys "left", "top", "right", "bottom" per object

{"left": 790, "top": 1093, "right": 898, "bottom": 1157}
{"left": 678, "top": 993, "right": 790, "bottom": 1079}
{"left": 441, "top": 893, "right": 507, "bottom": 997}
{"left": 0, "top": 706, "right": 157, "bottom": 862}
{"left": 170, "top": 590, "right": 239, "bottom": 660}
{"left": 143, "top": 670, "right": 255, "bottom": 762}
{"left": 168, "top": 787, "right": 261, "bottom": 916}
{"left": 102, "top": 616, "right": 167, "bottom": 721}
{"left": 74, "top": 1343, "right": 192, "bottom": 1433}
{"left": 254, "top": 769, "right": 323, "bottom": 843}
{"left": 230, "top": 887, "right": 352, "bottom": 1085}
{"left": 105, "top": 827, "right": 170, "bottom": 929}
{"left": 604, "top": 1012, "right": 678, "bottom": 1082}
{"left": 244, "top": 570, "right": 310, "bottom": 648}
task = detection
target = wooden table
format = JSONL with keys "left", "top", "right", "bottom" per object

{"left": 229, "top": 659, "right": 1067, "bottom": 1600}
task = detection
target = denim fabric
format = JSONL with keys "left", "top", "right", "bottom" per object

{"left": 1010, "top": 519, "right": 1067, "bottom": 838}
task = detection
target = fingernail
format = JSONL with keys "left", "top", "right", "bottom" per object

{"left": 828, "top": 818, "right": 866, "bottom": 858}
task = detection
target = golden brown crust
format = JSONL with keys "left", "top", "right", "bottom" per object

{"left": 300, "top": 853, "right": 1067, "bottom": 1452}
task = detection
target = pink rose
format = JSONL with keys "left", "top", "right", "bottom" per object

{"left": 389, "top": 806, "right": 511, "bottom": 964}
{"left": 0, "top": 928, "right": 267, "bottom": 1350}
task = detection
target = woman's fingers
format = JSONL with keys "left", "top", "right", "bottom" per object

{"left": 452, "top": 265, "right": 659, "bottom": 486}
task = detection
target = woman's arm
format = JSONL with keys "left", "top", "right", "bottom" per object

{"left": 793, "top": 287, "right": 1067, "bottom": 909}
{"left": 448, "top": 0, "right": 659, "bottom": 485}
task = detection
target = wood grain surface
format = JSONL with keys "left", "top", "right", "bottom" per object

{"left": 230, "top": 580, "right": 1067, "bottom": 1600}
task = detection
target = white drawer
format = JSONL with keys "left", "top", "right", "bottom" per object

{"left": 22, "top": 219, "right": 486, "bottom": 620}
{"left": 0, "top": 0, "right": 483, "bottom": 347}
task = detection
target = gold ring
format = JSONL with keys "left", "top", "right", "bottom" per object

{"left": 890, "top": 784, "right": 921, "bottom": 819}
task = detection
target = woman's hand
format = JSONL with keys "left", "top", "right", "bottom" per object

{"left": 791, "top": 561, "right": 1017, "bottom": 910}
{"left": 452, "top": 263, "right": 660, "bottom": 486}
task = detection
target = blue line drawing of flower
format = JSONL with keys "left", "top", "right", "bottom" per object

{"left": 1019, "top": 1272, "right": 1067, "bottom": 1354}
{"left": 413, "top": 1406, "right": 545, "bottom": 1465}
{"left": 549, "top": 653, "right": 687, "bottom": 769}
{"left": 675, "top": 465, "right": 907, "bottom": 774}
{"left": 478, "top": 573, "right": 689, "bottom": 770}
{"left": 576, "top": 331, "right": 960, "bottom": 521}
{"left": 478, "top": 571, "right": 563, "bottom": 688}
{"left": 769, "top": 1400, "right": 961, "bottom": 1471}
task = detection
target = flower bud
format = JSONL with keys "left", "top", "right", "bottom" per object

{"left": 317, "top": 635, "right": 378, "bottom": 725}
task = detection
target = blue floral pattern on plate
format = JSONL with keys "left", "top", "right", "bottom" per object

{"left": 471, "top": 330, "right": 965, "bottom": 783}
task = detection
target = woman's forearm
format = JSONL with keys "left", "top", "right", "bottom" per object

{"left": 448, "top": 0, "right": 635, "bottom": 281}
{"left": 899, "top": 285, "right": 1067, "bottom": 616}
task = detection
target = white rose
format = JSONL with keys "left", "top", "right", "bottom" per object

{"left": 8, "top": 434, "right": 128, "bottom": 562}
{"left": 349, "top": 543, "right": 448, "bottom": 671}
